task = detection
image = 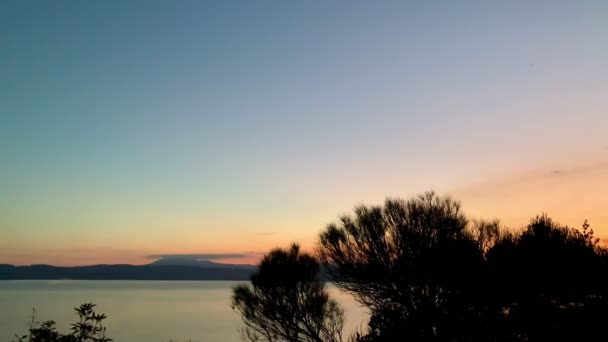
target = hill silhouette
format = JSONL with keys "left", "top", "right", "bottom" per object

{"left": 148, "top": 254, "right": 254, "bottom": 269}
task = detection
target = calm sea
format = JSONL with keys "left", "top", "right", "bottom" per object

{"left": 0, "top": 281, "right": 368, "bottom": 342}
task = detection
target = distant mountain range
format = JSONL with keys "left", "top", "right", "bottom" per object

{"left": 0, "top": 259, "right": 257, "bottom": 280}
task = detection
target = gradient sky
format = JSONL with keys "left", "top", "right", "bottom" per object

{"left": 1, "top": 1, "right": 607, "bottom": 266}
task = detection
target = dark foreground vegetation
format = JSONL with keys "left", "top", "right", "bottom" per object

{"left": 15, "top": 304, "right": 111, "bottom": 342}
{"left": 232, "top": 192, "right": 608, "bottom": 342}
{"left": 16, "top": 192, "right": 608, "bottom": 341}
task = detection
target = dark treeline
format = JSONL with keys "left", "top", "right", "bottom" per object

{"left": 0, "top": 264, "right": 255, "bottom": 280}
{"left": 232, "top": 192, "right": 608, "bottom": 342}
{"left": 16, "top": 192, "right": 608, "bottom": 342}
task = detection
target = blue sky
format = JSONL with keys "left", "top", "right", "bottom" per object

{"left": 1, "top": 1, "right": 607, "bottom": 265}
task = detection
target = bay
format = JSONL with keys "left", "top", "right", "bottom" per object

{"left": 0, "top": 281, "right": 368, "bottom": 342}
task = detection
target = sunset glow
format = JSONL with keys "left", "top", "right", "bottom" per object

{"left": 1, "top": 1, "right": 607, "bottom": 266}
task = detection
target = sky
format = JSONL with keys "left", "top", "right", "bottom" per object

{"left": 1, "top": 0, "right": 607, "bottom": 266}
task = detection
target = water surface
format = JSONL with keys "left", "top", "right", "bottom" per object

{"left": 0, "top": 281, "right": 368, "bottom": 341}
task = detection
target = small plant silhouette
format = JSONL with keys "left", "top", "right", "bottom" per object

{"left": 14, "top": 303, "right": 111, "bottom": 342}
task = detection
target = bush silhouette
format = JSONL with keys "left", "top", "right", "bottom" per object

{"left": 485, "top": 215, "right": 608, "bottom": 341}
{"left": 318, "top": 192, "right": 608, "bottom": 341}
{"left": 14, "top": 303, "right": 111, "bottom": 342}
{"left": 318, "top": 192, "right": 484, "bottom": 340}
{"left": 232, "top": 243, "right": 345, "bottom": 342}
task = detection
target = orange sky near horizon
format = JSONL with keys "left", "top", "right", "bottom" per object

{"left": 2, "top": 1, "right": 607, "bottom": 267}
{"left": 3, "top": 157, "right": 607, "bottom": 267}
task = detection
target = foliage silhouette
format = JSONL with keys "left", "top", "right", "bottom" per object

{"left": 232, "top": 243, "right": 345, "bottom": 342}
{"left": 318, "top": 192, "right": 484, "bottom": 341}
{"left": 318, "top": 192, "right": 608, "bottom": 341}
{"left": 14, "top": 303, "right": 111, "bottom": 342}
{"left": 484, "top": 214, "right": 608, "bottom": 341}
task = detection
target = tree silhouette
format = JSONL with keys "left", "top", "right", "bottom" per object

{"left": 318, "top": 192, "right": 484, "bottom": 340}
{"left": 318, "top": 192, "right": 608, "bottom": 341}
{"left": 232, "top": 243, "right": 345, "bottom": 342}
{"left": 485, "top": 215, "right": 608, "bottom": 341}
